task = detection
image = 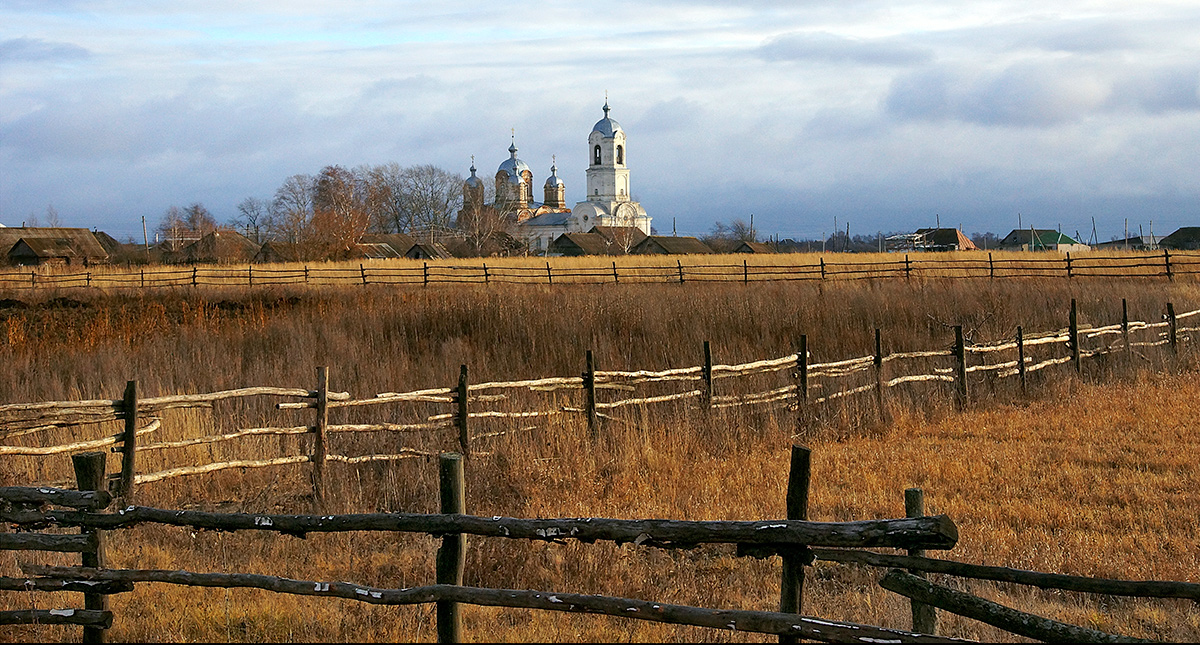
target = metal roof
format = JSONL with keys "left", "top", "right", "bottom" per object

{"left": 592, "top": 101, "right": 623, "bottom": 138}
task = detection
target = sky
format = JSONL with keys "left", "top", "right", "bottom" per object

{"left": 2, "top": 1, "right": 1199, "bottom": 242}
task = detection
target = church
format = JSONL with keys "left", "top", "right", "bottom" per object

{"left": 457, "top": 101, "right": 652, "bottom": 254}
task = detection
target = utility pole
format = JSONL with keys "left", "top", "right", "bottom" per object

{"left": 141, "top": 215, "right": 149, "bottom": 258}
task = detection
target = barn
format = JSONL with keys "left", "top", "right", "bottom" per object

{"left": 630, "top": 236, "right": 714, "bottom": 255}
{"left": 1, "top": 228, "right": 109, "bottom": 266}
{"left": 181, "top": 230, "right": 260, "bottom": 264}
{"left": 548, "top": 233, "right": 613, "bottom": 257}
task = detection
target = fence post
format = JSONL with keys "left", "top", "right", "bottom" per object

{"left": 436, "top": 452, "right": 466, "bottom": 643}
{"left": 360, "top": 263, "right": 367, "bottom": 286}
{"left": 953, "top": 326, "right": 968, "bottom": 407}
{"left": 701, "top": 340, "right": 713, "bottom": 411}
{"left": 423, "top": 262, "right": 429, "bottom": 286}
{"left": 1069, "top": 299, "right": 1081, "bottom": 374}
{"left": 73, "top": 451, "right": 110, "bottom": 644}
{"left": 311, "top": 366, "right": 329, "bottom": 508}
{"left": 874, "top": 328, "right": 887, "bottom": 421}
{"left": 988, "top": 252, "right": 994, "bottom": 280}
{"left": 1165, "top": 249, "right": 1173, "bottom": 282}
{"left": 1066, "top": 252, "right": 1072, "bottom": 279}
{"left": 796, "top": 334, "right": 808, "bottom": 406}
{"left": 1122, "top": 299, "right": 1131, "bottom": 363}
{"left": 904, "top": 254, "right": 911, "bottom": 280}
{"left": 546, "top": 262, "right": 553, "bottom": 286}
{"left": 87, "top": 272, "right": 92, "bottom": 288}
{"left": 304, "top": 265, "right": 310, "bottom": 284}
{"left": 191, "top": 267, "right": 197, "bottom": 287}
{"left": 905, "top": 488, "right": 938, "bottom": 635}
{"left": 1167, "top": 302, "right": 1177, "bottom": 354}
{"left": 1017, "top": 326, "right": 1027, "bottom": 394}
{"left": 482, "top": 263, "right": 489, "bottom": 285}
{"left": 248, "top": 265, "right": 253, "bottom": 287}
{"left": 456, "top": 365, "right": 470, "bottom": 457}
{"left": 115, "top": 380, "right": 138, "bottom": 502}
{"left": 779, "top": 445, "right": 812, "bottom": 644}
{"left": 677, "top": 259, "right": 684, "bottom": 284}
{"left": 612, "top": 261, "right": 619, "bottom": 284}
{"left": 30, "top": 270, "right": 35, "bottom": 289}
{"left": 584, "top": 350, "right": 598, "bottom": 439}
{"left": 140, "top": 268, "right": 144, "bottom": 289}
{"left": 820, "top": 257, "right": 826, "bottom": 280}
{"left": 743, "top": 259, "right": 749, "bottom": 285}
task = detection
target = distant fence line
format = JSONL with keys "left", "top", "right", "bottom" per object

{"left": 2, "top": 250, "right": 1200, "bottom": 290}
{"left": 3, "top": 298, "right": 1195, "bottom": 499}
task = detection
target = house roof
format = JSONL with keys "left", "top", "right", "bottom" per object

{"left": 631, "top": 236, "right": 714, "bottom": 255}
{"left": 253, "top": 241, "right": 302, "bottom": 263}
{"left": 406, "top": 242, "right": 451, "bottom": 259}
{"left": 1159, "top": 227, "right": 1200, "bottom": 250}
{"left": 0, "top": 227, "right": 109, "bottom": 261}
{"left": 913, "top": 228, "right": 978, "bottom": 251}
{"left": 550, "top": 233, "right": 614, "bottom": 256}
{"left": 588, "top": 226, "right": 648, "bottom": 248}
{"left": 360, "top": 233, "right": 417, "bottom": 255}
{"left": 182, "top": 230, "right": 260, "bottom": 263}
{"left": 522, "top": 211, "right": 572, "bottom": 227}
{"left": 733, "top": 241, "right": 776, "bottom": 254}
{"left": 1000, "top": 229, "right": 1081, "bottom": 248}
{"left": 352, "top": 242, "right": 403, "bottom": 259}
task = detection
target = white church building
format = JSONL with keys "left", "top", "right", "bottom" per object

{"left": 458, "top": 101, "right": 651, "bottom": 254}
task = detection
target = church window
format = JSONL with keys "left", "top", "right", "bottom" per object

{"left": 593, "top": 145, "right": 601, "bottom": 165}
{"left": 616, "top": 145, "right": 624, "bottom": 164}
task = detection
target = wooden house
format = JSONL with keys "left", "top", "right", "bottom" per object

{"left": 181, "top": 230, "right": 260, "bottom": 264}
{"left": 1, "top": 227, "right": 109, "bottom": 266}
{"left": 732, "top": 241, "right": 776, "bottom": 254}
{"left": 630, "top": 236, "right": 714, "bottom": 255}
{"left": 1159, "top": 227, "right": 1200, "bottom": 251}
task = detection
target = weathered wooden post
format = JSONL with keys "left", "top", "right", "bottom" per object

{"left": 456, "top": 365, "right": 470, "bottom": 457}
{"left": 248, "top": 265, "right": 254, "bottom": 287}
{"left": 904, "top": 254, "right": 911, "bottom": 280}
{"left": 1167, "top": 302, "right": 1177, "bottom": 354}
{"left": 482, "top": 263, "right": 489, "bottom": 285}
{"left": 1016, "top": 326, "right": 1027, "bottom": 394}
{"left": 304, "top": 265, "right": 310, "bottom": 284}
{"left": 988, "top": 252, "right": 995, "bottom": 280}
{"left": 701, "top": 341, "right": 713, "bottom": 411}
{"left": 953, "top": 326, "right": 968, "bottom": 407}
{"left": 779, "top": 445, "right": 812, "bottom": 644}
{"left": 139, "top": 268, "right": 144, "bottom": 289}
{"left": 611, "top": 261, "right": 619, "bottom": 284}
{"left": 584, "top": 350, "right": 598, "bottom": 439}
{"left": 436, "top": 452, "right": 466, "bottom": 643}
{"left": 905, "top": 488, "right": 938, "bottom": 635}
{"left": 1164, "top": 249, "right": 1173, "bottom": 282}
{"left": 796, "top": 334, "right": 808, "bottom": 406}
{"left": 116, "top": 380, "right": 138, "bottom": 502}
{"left": 360, "top": 263, "right": 367, "bottom": 286}
{"left": 1069, "top": 299, "right": 1081, "bottom": 374}
{"left": 1122, "top": 299, "right": 1131, "bottom": 362}
{"left": 73, "top": 451, "right": 109, "bottom": 644}
{"left": 820, "top": 257, "right": 826, "bottom": 280}
{"left": 191, "top": 267, "right": 197, "bottom": 287}
{"left": 546, "top": 262, "right": 553, "bottom": 285}
{"left": 1066, "top": 252, "right": 1073, "bottom": 279}
{"left": 677, "top": 259, "right": 685, "bottom": 284}
{"left": 423, "top": 262, "right": 429, "bottom": 286}
{"left": 874, "top": 328, "right": 887, "bottom": 421}
{"left": 311, "top": 367, "right": 329, "bottom": 508}
{"left": 743, "top": 259, "right": 749, "bottom": 284}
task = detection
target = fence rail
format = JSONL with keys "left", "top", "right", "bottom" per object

{"left": 4, "top": 300, "right": 1196, "bottom": 496}
{"left": 2, "top": 250, "right": 1200, "bottom": 291}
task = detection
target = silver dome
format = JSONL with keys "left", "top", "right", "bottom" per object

{"left": 497, "top": 141, "right": 531, "bottom": 176}
{"left": 591, "top": 101, "right": 623, "bottom": 138}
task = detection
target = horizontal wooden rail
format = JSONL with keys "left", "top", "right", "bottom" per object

{"left": 2, "top": 506, "right": 959, "bottom": 550}
{"left": 0, "top": 486, "right": 111, "bottom": 510}
{"left": 812, "top": 548, "right": 1200, "bottom": 600}
{"left": 27, "top": 566, "right": 961, "bottom": 643}
{"left": 0, "top": 420, "right": 159, "bottom": 456}
{"left": 0, "top": 609, "right": 113, "bottom": 628}
{"left": 879, "top": 569, "right": 1148, "bottom": 643}
{"left": 0, "top": 576, "right": 132, "bottom": 594}
{"left": 134, "top": 455, "right": 311, "bottom": 484}
{"left": 0, "top": 532, "right": 97, "bottom": 553}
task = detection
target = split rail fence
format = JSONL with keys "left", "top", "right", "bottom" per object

{"left": 2, "top": 250, "right": 1200, "bottom": 291}
{"left": 3, "top": 447, "right": 1192, "bottom": 642}
{"left": 2, "top": 299, "right": 1197, "bottom": 500}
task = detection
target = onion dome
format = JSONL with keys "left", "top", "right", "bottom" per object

{"left": 497, "top": 140, "right": 531, "bottom": 176}
{"left": 591, "top": 100, "right": 623, "bottom": 138}
{"left": 544, "top": 160, "right": 564, "bottom": 188}
{"left": 464, "top": 159, "right": 483, "bottom": 188}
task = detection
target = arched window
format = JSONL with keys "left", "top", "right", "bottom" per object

{"left": 616, "top": 145, "right": 624, "bottom": 164}
{"left": 593, "top": 145, "right": 601, "bottom": 165}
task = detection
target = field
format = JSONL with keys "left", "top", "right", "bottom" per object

{"left": 2, "top": 264, "right": 1200, "bottom": 642}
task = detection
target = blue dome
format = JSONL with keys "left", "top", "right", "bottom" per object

{"left": 497, "top": 141, "right": 531, "bottom": 176}
{"left": 464, "top": 163, "right": 483, "bottom": 188}
{"left": 592, "top": 101, "right": 623, "bottom": 138}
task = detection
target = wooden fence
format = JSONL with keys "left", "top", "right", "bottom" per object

{"left": 2, "top": 250, "right": 1200, "bottom": 291}
{"left": 2, "top": 299, "right": 1197, "bottom": 500}
{"left": 3, "top": 447, "right": 1190, "bottom": 642}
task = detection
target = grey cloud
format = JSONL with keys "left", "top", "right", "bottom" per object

{"left": 0, "top": 37, "right": 89, "bottom": 63}
{"left": 759, "top": 31, "right": 933, "bottom": 66}
{"left": 1109, "top": 66, "right": 1200, "bottom": 113}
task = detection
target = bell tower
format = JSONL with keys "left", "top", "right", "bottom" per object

{"left": 585, "top": 100, "right": 630, "bottom": 203}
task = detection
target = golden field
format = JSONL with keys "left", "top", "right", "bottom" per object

{"left": 2, "top": 270, "right": 1199, "bottom": 642}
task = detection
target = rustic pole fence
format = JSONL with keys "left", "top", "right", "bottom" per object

{"left": 72, "top": 451, "right": 109, "bottom": 644}
{"left": 311, "top": 367, "right": 329, "bottom": 508}
{"left": 584, "top": 350, "right": 598, "bottom": 439}
{"left": 778, "top": 445, "right": 811, "bottom": 644}
{"left": 117, "top": 380, "right": 138, "bottom": 502}
{"left": 456, "top": 365, "right": 470, "bottom": 456}
{"left": 905, "top": 488, "right": 937, "bottom": 635}
{"left": 701, "top": 341, "right": 713, "bottom": 411}
{"left": 1070, "top": 299, "right": 1081, "bottom": 374}
{"left": 436, "top": 452, "right": 466, "bottom": 643}
{"left": 953, "top": 326, "right": 967, "bottom": 407}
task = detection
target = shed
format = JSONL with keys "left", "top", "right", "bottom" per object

{"left": 1, "top": 228, "right": 109, "bottom": 266}
{"left": 999, "top": 229, "right": 1089, "bottom": 252}
{"left": 1159, "top": 227, "right": 1200, "bottom": 251}
{"left": 548, "top": 233, "right": 614, "bottom": 257}
{"left": 181, "top": 230, "right": 260, "bottom": 264}
{"left": 630, "top": 236, "right": 714, "bottom": 255}
{"left": 360, "top": 233, "right": 417, "bottom": 256}
{"left": 406, "top": 242, "right": 451, "bottom": 260}
{"left": 349, "top": 243, "right": 403, "bottom": 260}
{"left": 912, "top": 228, "right": 978, "bottom": 252}
{"left": 732, "top": 241, "right": 776, "bottom": 254}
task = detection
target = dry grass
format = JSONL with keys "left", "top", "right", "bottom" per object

{"left": 2, "top": 277, "right": 1200, "bottom": 642}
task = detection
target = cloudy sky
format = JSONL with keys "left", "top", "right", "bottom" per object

{"left": 2, "top": 1, "right": 1199, "bottom": 242}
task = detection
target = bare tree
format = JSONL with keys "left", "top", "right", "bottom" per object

{"left": 44, "top": 205, "right": 61, "bottom": 227}
{"left": 311, "top": 165, "right": 370, "bottom": 256}
{"left": 269, "top": 174, "right": 315, "bottom": 247}
{"left": 704, "top": 217, "right": 757, "bottom": 252}
{"left": 182, "top": 203, "right": 217, "bottom": 236}
{"left": 456, "top": 181, "right": 517, "bottom": 256}
{"left": 232, "top": 197, "right": 272, "bottom": 244}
